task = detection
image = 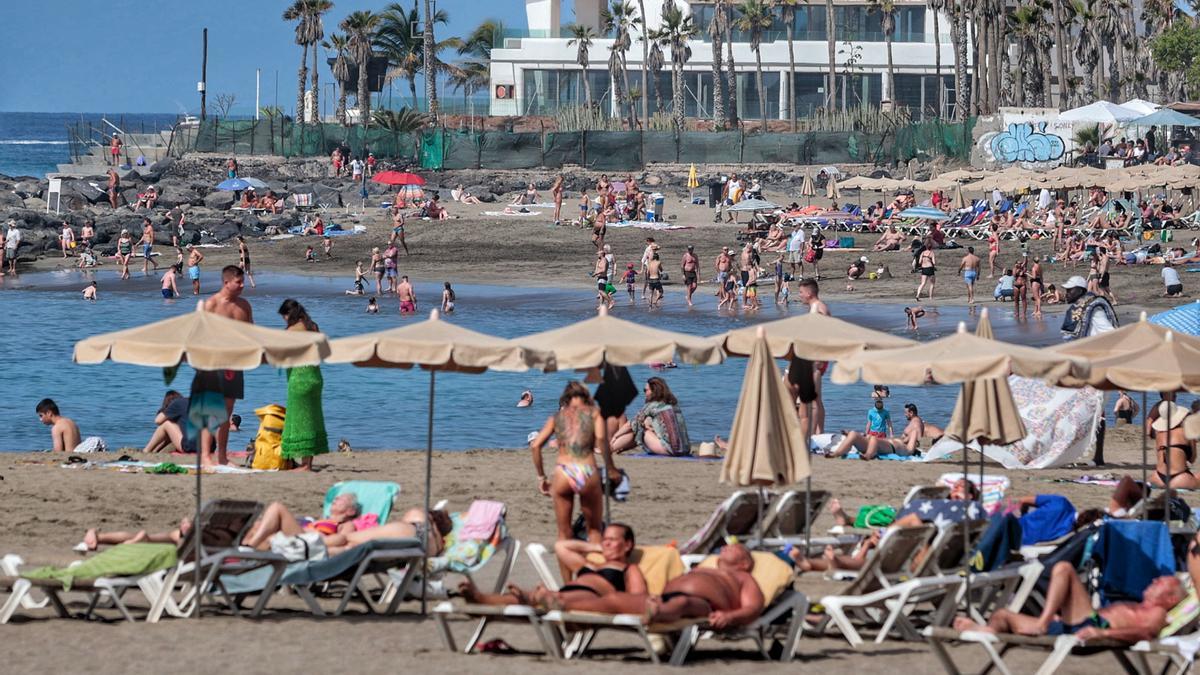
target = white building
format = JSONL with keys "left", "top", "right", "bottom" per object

{"left": 489, "top": 0, "right": 964, "bottom": 120}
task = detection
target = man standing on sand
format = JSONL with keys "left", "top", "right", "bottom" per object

{"left": 186, "top": 244, "right": 205, "bottom": 295}
{"left": 36, "top": 398, "right": 82, "bottom": 452}
{"left": 791, "top": 279, "right": 830, "bottom": 443}
{"left": 139, "top": 217, "right": 159, "bottom": 275}
{"left": 958, "top": 246, "right": 980, "bottom": 304}
{"left": 107, "top": 168, "right": 121, "bottom": 209}
{"left": 681, "top": 244, "right": 699, "bottom": 306}
{"left": 397, "top": 275, "right": 417, "bottom": 314}
{"left": 193, "top": 266, "right": 254, "bottom": 467}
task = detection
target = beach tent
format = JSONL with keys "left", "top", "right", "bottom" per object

{"left": 1149, "top": 301, "right": 1200, "bottom": 336}
{"left": 720, "top": 329, "right": 810, "bottom": 539}
{"left": 1128, "top": 109, "right": 1200, "bottom": 128}
{"left": 1121, "top": 98, "right": 1162, "bottom": 116}
{"left": 326, "top": 309, "right": 550, "bottom": 612}
{"left": 73, "top": 302, "right": 330, "bottom": 617}
{"left": 514, "top": 306, "right": 723, "bottom": 370}
{"left": 1058, "top": 101, "right": 1142, "bottom": 124}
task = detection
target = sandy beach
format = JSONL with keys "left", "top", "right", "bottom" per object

{"left": 0, "top": 423, "right": 1166, "bottom": 674}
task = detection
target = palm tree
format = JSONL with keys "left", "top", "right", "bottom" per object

{"left": 449, "top": 60, "right": 489, "bottom": 117}
{"left": 950, "top": 0, "right": 969, "bottom": 120}
{"left": 723, "top": 1, "right": 738, "bottom": 125}
{"left": 769, "top": 0, "right": 801, "bottom": 129}
{"left": 651, "top": 4, "right": 699, "bottom": 130}
{"left": 868, "top": 0, "right": 897, "bottom": 112}
{"left": 374, "top": 4, "right": 452, "bottom": 109}
{"left": 341, "top": 10, "right": 381, "bottom": 126}
{"left": 824, "top": 0, "right": 837, "bottom": 109}
{"left": 735, "top": 0, "right": 773, "bottom": 131}
{"left": 1050, "top": 0, "right": 1070, "bottom": 107}
{"left": 566, "top": 23, "right": 597, "bottom": 107}
{"left": 283, "top": 0, "right": 312, "bottom": 123}
{"left": 604, "top": 1, "right": 641, "bottom": 128}
{"left": 307, "top": 0, "right": 333, "bottom": 122}
{"left": 459, "top": 19, "right": 502, "bottom": 61}
{"left": 636, "top": 0, "right": 650, "bottom": 124}
{"left": 1095, "top": 0, "right": 1130, "bottom": 101}
{"left": 1071, "top": 0, "right": 1102, "bottom": 107}
{"left": 423, "top": 0, "right": 439, "bottom": 122}
{"left": 1008, "top": 3, "right": 1044, "bottom": 107}
{"left": 324, "top": 33, "right": 353, "bottom": 125}
{"left": 456, "top": 19, "right": 501, "bottom": 118}
{"left": 928, "top": 0, "right": 947, "bottom": 117}
{"left": 708, "top": 0, "right": 727, "bottom": 129}
{"left": 647, "top": 39, "right": 665, "bottom": 113}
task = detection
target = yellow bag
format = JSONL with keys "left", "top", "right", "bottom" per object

{"left": 251, "top": 404, "right": 287, "bottom": 470}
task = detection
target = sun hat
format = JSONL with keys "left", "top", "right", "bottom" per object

{"left": 1151, "top": 401, "right": 1189, "bottom": 432}
{"left": 1062, "top": 275, "right": 1089, "bottom": 290}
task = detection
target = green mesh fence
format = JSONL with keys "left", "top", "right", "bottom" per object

{"left": 174, "top": 119, "right": 978, "bottom": 169}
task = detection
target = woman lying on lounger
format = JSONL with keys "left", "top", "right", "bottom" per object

{"left": 239, "top": 495, "right": 450, "bottom": 557}
{"left": 459, "top": 523, "right": 645, "bottom": 608}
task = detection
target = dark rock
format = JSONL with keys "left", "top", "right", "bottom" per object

{"left": 209, "top": 220, "right": 240, "bottom": 241}
{"left": 202, "top": 191, "right": 235, "bottom": 210}
{"left": 13, "top": 181, "right": 42, "bottom": 198}
{"left": 0, "top": 192, "right": 23, "bottom": 208}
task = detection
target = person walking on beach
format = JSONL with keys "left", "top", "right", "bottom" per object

{"left": 185, "top": 244, "right": 205, "bottom": 294}
{"left": 808, "top": 227, "right": 825, "bottom": 280}
{"left": 551, "top": 175, "right": 564, "bottom": 226}
{"left": 1030, "top": 257, "right": 1045, "bottom": 318}
{"left": 390, "top": 209, "right": 409, "bottom": 255}
{"left": 681, "top": 244, "right": 699, "bottom": 306}
{"left": 116, "top": 229, "right": 134, "bottom": 280}
{"left": 278, "top": 299, "right": 328, "bottom": 471}
{"left": 529, "top": 381, "right": 619, "bottom": 563}
{"left": 59, "top": 221, "right": 75, "bottom": 258}
{"left": 106, "top": 168, "right": 121, "bottom": 209}
{"left": 915, "top": 244, "right": 936, "bottom": 300}
{"left": 4, "top": 220, "right": 19, "bottom": 274}
{"left": 958, "top": 246, "right": 980, "bottom": 304}
{"left": 0, "top": 225, "right": 6, "bottom": 276}
{"left": 397, "top": 275, "right": 417, "bottom": 314}
{"left": 793, "top": 279, "right": 830, "bottom": 440}
{"left": 80, "top": 219, "right": 94, "bottom": 250}
{"left": 237, "top": 235, "right": 256, "bottom": 288}
{"left": 109, "top": 133, "right": 122, "bottom": 166}
{"left": 987, "top": 223, "right": 1001, "bottom": 278}
{"left": 194, "top": 265, "right": 253, "bottom": 467}
{"left": 138, "top": 217, "right": 159, "bottom": 275}
{"left": 786, "top": 224, "right": 807, "bottom": 279}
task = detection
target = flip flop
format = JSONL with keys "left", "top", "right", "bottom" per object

{"left": 476, "top": 639, "right": 517, "bottom": 654}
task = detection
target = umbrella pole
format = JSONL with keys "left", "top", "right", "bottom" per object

{"left": 421, "top": 369, "right": 436, "bottom": 616}
{"left": 1141, "top": 391, "right": 1148, "bottom": 520}
{"left": 960, "top": 382, "right": 972, "bottom": 617}
{"left": 1164, "top": 392, "right": 1171, "bottom": 527}
{"left": 804, "top": 475, "right": 812, "bottom": 552}
{"left": 194, "top": 428, "right": 202, "bottom": 619}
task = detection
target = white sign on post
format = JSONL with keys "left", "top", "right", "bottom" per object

{"left": 47, "top": 178, "right": 62, "bottom": 214}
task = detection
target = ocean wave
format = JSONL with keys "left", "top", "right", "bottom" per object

{"left": 0, "top": 140, "right": 69, "bottom": 145}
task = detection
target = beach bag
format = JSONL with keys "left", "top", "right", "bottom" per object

{"left": 853, "top": 505, "right": 896, "bottom": 528}
{"left": 251, "top": 404, "right": 287, "bottom": 470}
{"left": 269, "top": 531, "right": 327, "bottom": 562}
{"left": 804, "top": 249, "right": 816, "bottom": 263}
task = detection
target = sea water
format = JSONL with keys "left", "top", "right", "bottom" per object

{"left": 0, "top": 270, "right": 1068, "bottom": 452}
{"left": 0, "top": 112, "right": 178, "bottom": 178}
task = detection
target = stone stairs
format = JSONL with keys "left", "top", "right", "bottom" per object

{"left": 55, "top": 131, "right": 174, "bottom": 177}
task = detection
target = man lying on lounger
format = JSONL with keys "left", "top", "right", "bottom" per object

{"left": 539, "top": 543, "right": 765, "bottom": 629}
{"left": 240, "top": 497, "right": 449, "bottom": 557}
{"left": 952, "top": 561, "right": 1183, "bottom": 642}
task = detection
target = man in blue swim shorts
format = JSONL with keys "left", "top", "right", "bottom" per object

{"left": 958, "top": 246, "right": 980, "bottom": 304}
{"left": 186, "top": 244, "right": 204, "bottom": 295}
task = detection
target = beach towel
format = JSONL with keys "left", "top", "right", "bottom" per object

{"left": 937, "top": 472, "right": 1010, "bottom": 514}
{"left": 896, "top": 499, "right": 986, "bottom": 528}
{"left": 1094, "top": 520, "right": 1174, "bottom": 604}
{"left": 460, "top": 500, "right": 505, "bottom": 541}
{"left": 482, "top": 210, "right": 542, "bottom": 217}
{"left": 323, "top": 481, "right": 400, "bottom": 524}
{"left": 605, "top": 220, "right": 692, "bottom": 231}
{"left": 23, "top": 543, "right": 177, "bottom": 591}
{"left": 73, "top": 436, "right": 107, "bottom": 453}
{"left": 427, "top": 511, "right": 508, "bottom": 575}
{"left": 839, "top": 452, "right": 921, "bottom": 461}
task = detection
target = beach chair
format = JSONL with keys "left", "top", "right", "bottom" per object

{"left": 679, "top": 489, "right": 775, "bottom": 559}
{"left": 542, "top": 549, "right": 808, "bottom": 665}
{"left": 322, "top": 480, "right": 401, "bottom": 524}
{"left": 904, "top": 485, "right": 951, "bottom": 505}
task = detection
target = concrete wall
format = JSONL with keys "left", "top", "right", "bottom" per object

{"left": 972, "top": 107, "right": 1077, "bottom": 169}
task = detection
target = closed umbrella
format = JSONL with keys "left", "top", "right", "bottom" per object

{"left": 73, "top": 301, "right": 330, "bottom": 617}
{"left": 516, "top": 306, "right": 723, "bottom": 370}
{"left": 327, "top": 310, "right": 549, "bottom": 612}
{"left": 371, "top": 171, "right": 425, "bottom": 186}
{"left": 952, "top": 183, "right": 968, "bottom": 211}
{"left": 974, "top": 308, "right": 995, "bottom": 340}
{"left": 800, "top": 172, "right": 816, "bottom": 206}
{"left": 687, "top": 163, "right": 700, "bottom": 201}
{"left": 904, "top": 162, "right": 916, "bottom": 181}
{"left": 826, "top": 174, "right": 840, "bottom": 201}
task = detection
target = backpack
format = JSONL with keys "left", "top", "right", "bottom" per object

{"left": 251, "top": 404, "right": 287, "bottom": 470}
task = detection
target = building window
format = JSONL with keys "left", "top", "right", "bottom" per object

{"left": 688, "top": 3, "right": 925, "bottom": 43}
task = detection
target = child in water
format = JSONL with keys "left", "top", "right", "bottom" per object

{"left": 622, "top": 263, "right": 637, "bottom": 302}
{"left": 81, "top": 281, "right": 98, "bottom": 301}
{"left": 366, "top": 297, "right": 379, "bottom": 314}
{"left": 346, "top": 260, "right": 367, "bottom": 295}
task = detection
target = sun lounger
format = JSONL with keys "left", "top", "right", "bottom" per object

{"left": 322, "top": 480, "right": 401, "bottom": 524}
{"left": 679, "top": 489, "right": 776, "bottom": 558}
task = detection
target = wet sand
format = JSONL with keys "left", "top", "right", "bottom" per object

{"left": 0, "top": 425, "right": 1164, "bottom": 673}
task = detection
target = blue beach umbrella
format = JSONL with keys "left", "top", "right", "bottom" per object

{"left": 897, "top": 206, "right": 952, "bottom": 221}
{"left": 1149, "top": 301, "right": 1200, "bottom": 337}
{"left": 216, "top": 177, "right": 269, "bottom": 191}
{"left": 1129, "top": 109, "right": 1200, "bottom": 128}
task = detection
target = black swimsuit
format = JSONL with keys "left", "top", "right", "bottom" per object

{"left": 560, "top": 566, "right": 626, "bottom": 595}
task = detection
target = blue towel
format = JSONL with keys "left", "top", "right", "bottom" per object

{"left": 1093, "top": 520, "right": 1173, "bottom": 604}
{"left": 1019, "top": 495, "right": 1076, "bottom": 546}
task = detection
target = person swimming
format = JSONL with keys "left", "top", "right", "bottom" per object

{"left": 517, "top": 390, "right": 533, "bottom": 408}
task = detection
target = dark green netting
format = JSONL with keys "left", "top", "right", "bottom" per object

{"left": 895, "top": 119, "right": 976, "bottom": 162}
{"left": 479, "top": 132, "right": 543, "bottom": 169}
{"left": 420, "top": 131, "right": 444, "bottom": 169}
{"left": 442, "top": 131, "right": 481, "bottom": 170}
{"left": 583, "top": 131, "right": 642, "bottom": 170}
{"left": 641, "top": 132, "right": 678, "bottom": 164}
{"left": 543, "top": 132, "right": 584, "bottom": 167}
{"left": 678, "top": 131, "right": 742, "bottom": 164}
{"left": 741, "top": 133, "right": 806, "bottom": 164}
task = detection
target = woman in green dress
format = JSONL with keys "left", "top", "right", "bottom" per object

{"left": 278, "top": 299, "right": 328, "bottom": 470}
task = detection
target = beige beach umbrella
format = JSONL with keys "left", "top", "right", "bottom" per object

{"left": 721, "top": 329, "right": 810, "bottom": 487}
{"left": 73, "top": 301, "right": 331, "bottom": 618}
{"left": 800, "top": 172, "right": 817, "bottom": 205}
{"left": 974, "top": 308, "right": 995, "bottom": 340}
{"left": 1048, "top": 313, "right": 1200, "bottom": 365}
{"left": 1064, "top": 332, "right": 1200, "bottom": 394}
{"left": 904, "top": 162, "right": 916, "bottom": 181}
{"left": 515, "top": 306, "right": 723, "bottom": 369}
{"left": 832, "top": 322, "right": 1089, "bottom": 387}
{"left": 74, "top": 302, "right": 329, "bottom": 369}
{"left": 952, "top": 182, "right": 968, "bottom": 211}
{"left": 943, "top": 309, "right": 1027, "bottom": 450}
{"left": 327, "top": 309, "right": 550, "bottom": 613}
{"left": 826, "top": 173, "right": 841, "bottom": 200}
{"left": 714, "top": 310, "right": 916, "bottom": 362}
{"left": 838, "top": 175, "right": 874, "bottom": 190}
{"left": 940, "top": 168, "right": 989, "bottom": 182}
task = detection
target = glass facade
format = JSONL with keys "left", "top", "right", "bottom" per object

{"left": 689, "top": 3, "right": 926, "bottom": 43}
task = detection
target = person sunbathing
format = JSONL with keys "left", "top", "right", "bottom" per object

{"left": 451, "top": 184, "right": 481, "bottom": 204}
{"left": 952, "top": 563, "right": 1183, "bottom": 641}
{"left": 80, "top": 518, "right": 191, "bottom": 551}
{"left": 873, "top": 226, "right": 904, "bottom": 251}
{"left": 239, "top": 190, "right": 256, "bottom": 209}
{"left": 134, "top": 185, "right": 158, "bottom": 211}
{"left": 544, "top": 543, "right": 766, "bottom": 629}
{"left": 459, "top": 523, "right": 645, "bottom": 607}
{"left": 241, "top": 495, "right": 449, "bottom": 557}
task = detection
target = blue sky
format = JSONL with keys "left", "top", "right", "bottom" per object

{"left": 0, "top": 0, "right": 553, "bottom": 114}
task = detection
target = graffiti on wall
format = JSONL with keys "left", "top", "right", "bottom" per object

{"left": 990, "top": 122, "right": 1066, "bottom": 163}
